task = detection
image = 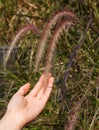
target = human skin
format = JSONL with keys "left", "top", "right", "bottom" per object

{"left": 0, "top": 74, "right": 54, "bottom": 130}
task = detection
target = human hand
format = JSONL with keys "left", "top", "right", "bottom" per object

{"left": 0, "top": 74, "right": 54, "bottom": 130}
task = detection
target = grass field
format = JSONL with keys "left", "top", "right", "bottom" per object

{"left": 0, "top": 0, "right": 99, "bottom": 130}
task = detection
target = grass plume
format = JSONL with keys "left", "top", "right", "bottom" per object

{"left": 35, "top": 9, "right": 77, "bottom": 70}
{"left": 4, "top": 24, "right": 39, "bottom": 66}
{"left": 64, "top": 98, "right": 83, "bottom": 130}
{"left": 44, "top": 21, "right": 74, "bottom": 74}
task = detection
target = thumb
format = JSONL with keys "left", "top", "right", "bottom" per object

{"left": 17, "top": 83, "right": 30, "bottom": 96}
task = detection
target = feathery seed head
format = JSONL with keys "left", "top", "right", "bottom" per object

{"left": 35, "top": 9, "right": 77, "bottom": 70}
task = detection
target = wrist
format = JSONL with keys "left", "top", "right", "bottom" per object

{"left": 0, "top": 111, "right": 23, "bottom": 130}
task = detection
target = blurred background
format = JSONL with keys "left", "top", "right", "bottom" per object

{"left": 0, "top": 0, "right": 99, "bottom": 130}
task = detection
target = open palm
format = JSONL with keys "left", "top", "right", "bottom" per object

{"left": 7, "top": 74, "right": 54, "bottom": 127}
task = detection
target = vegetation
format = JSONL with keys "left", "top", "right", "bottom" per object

{"left": 0, "top": 0, "right": 99, "bottom": 130}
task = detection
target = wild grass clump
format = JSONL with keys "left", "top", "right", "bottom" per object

{"left": 4, "top": 9, "right": 77, "bottom": 89}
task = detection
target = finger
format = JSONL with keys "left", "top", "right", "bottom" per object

{"left": 17, "top": 83, "right": 30, "bottom": 96}
{"left": 36, "top": 73, "right": 52, "bottom": 98}
{"left": 42, "top": 77, "right": 54, "bottom": 102}
{"left": 29, "top": 74, "right": 45, "bottom": 97}
{"left": 37, "top": 76, "right": 54, "bottom": 99}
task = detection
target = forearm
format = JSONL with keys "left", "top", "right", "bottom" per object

{"left": 0, "top": 111, "right": 22, "bottom": 130}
